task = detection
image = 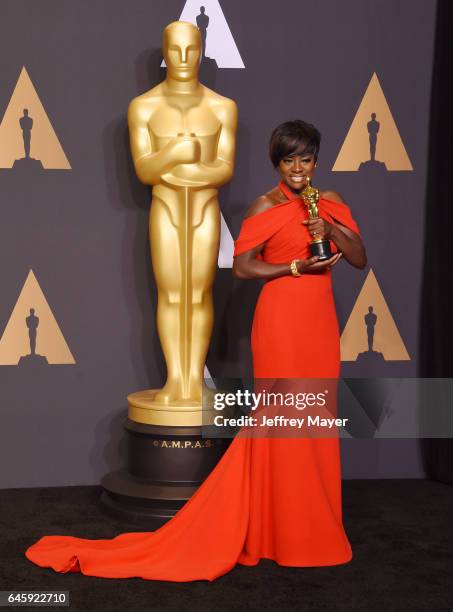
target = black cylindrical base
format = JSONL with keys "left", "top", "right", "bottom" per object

{"left": 309, "top": 239, "right": 333, "bottom": 261}
{"left": 100, "top": 418, "right": 230, "bottom": 528}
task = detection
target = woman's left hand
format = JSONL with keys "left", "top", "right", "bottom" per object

{"left": 302, "top": 218, "right": 334, "bottom": 240}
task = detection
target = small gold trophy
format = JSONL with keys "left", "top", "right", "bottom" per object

{"left": 301, "top": 178, "right": 333, "bottom": 261}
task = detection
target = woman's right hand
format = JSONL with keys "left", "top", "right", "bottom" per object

{"left": 297, "top": 253, "right": 342, "bottom": 274}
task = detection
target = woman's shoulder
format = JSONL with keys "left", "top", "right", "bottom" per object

{"left": 319, "top": 189, "right": 345, "bottom": 204}
{"left": 244, "top": 186, "right": 285, "bottom": 218}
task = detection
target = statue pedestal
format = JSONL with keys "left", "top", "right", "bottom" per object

{"left": 100, "top": 409, "right": 229, "bottom": 529}
{"left": 12, "top": 157, "right": 44, "bottom": 171}
{"left": 127, "top": 389, "right": 213, "bottom": 427}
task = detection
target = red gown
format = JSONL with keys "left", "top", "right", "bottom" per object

{"left": 25, "top": 181, "right": 360, "bottom": 581}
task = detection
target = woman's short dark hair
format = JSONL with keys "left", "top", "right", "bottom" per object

{"left": 269, "top": 120, "right": 321, "bottom": 167}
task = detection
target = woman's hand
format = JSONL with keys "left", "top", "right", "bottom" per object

{"left": 302, "top": 218, "right": 334, "bottom": 240}
{"left": 297, "top": 252, "right": 342, "bottom": 274}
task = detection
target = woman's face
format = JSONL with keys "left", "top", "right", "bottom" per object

{"left": 277, "top": 153, "right": 316, "bottom": 192}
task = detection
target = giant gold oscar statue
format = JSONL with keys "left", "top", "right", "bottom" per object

{"left": 100, "top": 21, "right": 237, "bottom": 526}
{"left": 127, "top": 20, "right": 237, "bottom": 427}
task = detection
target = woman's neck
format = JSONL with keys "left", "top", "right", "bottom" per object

{"left": 279, "top": 179, "right": 303, "bottom": 200}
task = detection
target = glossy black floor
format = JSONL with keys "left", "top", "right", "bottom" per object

{"left": 1, "top": 479, "right": 452, "bottom": 611}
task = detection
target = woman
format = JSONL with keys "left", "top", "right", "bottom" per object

{"left": 233, "top": 119, "right": 366, "bottom": 380}
{"left": 24, "top": 120, "right": 366, "bottom": 581}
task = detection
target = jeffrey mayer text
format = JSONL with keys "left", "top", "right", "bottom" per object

{"left": 213, "top": 414, "right": 348, "bottom": 428}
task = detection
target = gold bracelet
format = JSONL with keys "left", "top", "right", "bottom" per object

{"left": 290, "top": 259, "right": 301, "bottom": 277}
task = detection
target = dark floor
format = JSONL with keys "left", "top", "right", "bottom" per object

{"left": 1, "top": 480, "right": 452, "bottom": 611}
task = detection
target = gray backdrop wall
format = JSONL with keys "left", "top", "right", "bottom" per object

{"left": 0, "top": 0, "right": 436, "bottom": 487}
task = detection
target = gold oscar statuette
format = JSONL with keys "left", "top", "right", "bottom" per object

{"left": 127, "top": 21, "right": 238, "bottom": 426}
{"left": 301, "top": 178, "right": 333, "bottom": 261}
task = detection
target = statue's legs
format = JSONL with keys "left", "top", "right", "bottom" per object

{"left": 187, "top": 195, "right": 219, "bottom": 400}
{"left": 23, "top": 133, "right": 31, "bottom": 158}
{"left": 369, "top": 135, "right": 377, "bottom": 162}
{"left": 201, "top": 32, "right": 207, "bottom": 59}
{"left": 150, "top": 195, "right": 185, "bottom": 402}
{"left": 150, "top": 191, "right": 219, "bottom": 404}
{"left": 29, "top": 331, "right": 36, "bottom": 355}
{"left": 367, "top": 329, "right": 373, "bottom": 352}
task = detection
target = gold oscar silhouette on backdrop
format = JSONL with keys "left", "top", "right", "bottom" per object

{"left": 127, "top": 21, "right": 238, "bottom": 426}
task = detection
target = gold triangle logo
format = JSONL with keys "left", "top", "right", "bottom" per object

{"left": 0, "top": 67, "right": 71, "bottom": 170}
{"left": 332, "top": 73, "right": 412, "bottom": 171}
{"left": 0, "top": 270, "right": 75, "bottom": 365}
{"left": 340, "top": 268, "right": 410, "bottom": 361}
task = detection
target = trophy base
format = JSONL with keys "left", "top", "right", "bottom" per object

{"left": 128, "top": 388, "right": 217, "bottom": 426}
{"left": 309, "top": 239, "right": 333, "bottom": 261}
{"left": 100, "top": 418, "right": 230, "bottom": 528}
{"left": 100, "top": 469, "right": 197, "bottom": 529}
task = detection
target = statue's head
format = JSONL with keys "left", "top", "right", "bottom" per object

{"left": 368, "top": 306, "right": 373, "bottom": 312}
{"left": 24, "top": 108, "right": 29, "bottom": 116}
{"left": 163, "top": 21, "right": 201, "bottom": 82}
{"left": 371, "top": 112, "right": 376, "bottom": 120}
{"left": 30, "top": 308, "right": 35, "bottom": 314}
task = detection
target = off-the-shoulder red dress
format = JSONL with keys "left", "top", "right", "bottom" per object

{"left": 25, "top": 181, "right": 360, "bottom": 581}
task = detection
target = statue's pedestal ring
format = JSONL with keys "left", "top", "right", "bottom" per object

{"left": 100, "top": 390, "right": 228, "bottom": 528}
